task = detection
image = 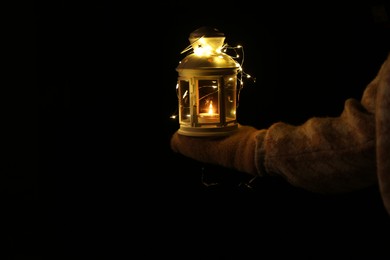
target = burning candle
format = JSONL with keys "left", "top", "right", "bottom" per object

{"left": 198, "top": 101, "right": 219, "bottom": 123}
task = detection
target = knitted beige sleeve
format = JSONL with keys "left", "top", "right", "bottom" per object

{"left": 258, "top": 101, "right": 377, "bottom": 194}
{"left": 376, "top": 53, "right": 390, "bottom": 215}
{"left": 255, "top": 54, "right": 390, "bottom": 197}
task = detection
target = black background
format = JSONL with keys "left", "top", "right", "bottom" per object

{"left": 6, "top": 1, "right": 390, "bottom": 259}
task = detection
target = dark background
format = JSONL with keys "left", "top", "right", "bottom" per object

{"left": 5, "top": 1, "right": 390, "bottom": 259}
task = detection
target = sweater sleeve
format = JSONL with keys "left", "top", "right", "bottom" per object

{"left": 375, "top": 53, "right": 390, "bottom": 214}
{"left": 257, "top": 100, "right": 376, "bottom": 193}
{"left": 255, "top": 54, "right": 390, "bottom": 195}
{"left": 256, "top": 90, "right": 377, "bottom": 195}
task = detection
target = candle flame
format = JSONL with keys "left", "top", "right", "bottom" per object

{"left": 208, "top": 101, "right": 214, "bottom": 115}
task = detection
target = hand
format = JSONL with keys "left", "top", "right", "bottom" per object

{"left": 170, "top": 124, "right": 266, "bottom": 175}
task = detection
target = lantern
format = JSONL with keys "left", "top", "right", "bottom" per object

{"left": 175, "top": 27, "right": 241, "bottom": 137}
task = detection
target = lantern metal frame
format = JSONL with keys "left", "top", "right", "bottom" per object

{"left": 175, "top": 27, "right": 241, "bottom": 137}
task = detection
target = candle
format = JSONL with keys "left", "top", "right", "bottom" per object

{"left": 198, "top": 101, "right": 219, "bottom": 123}
{"left": 198, "top": 113, "right": 219, "bottom": 123}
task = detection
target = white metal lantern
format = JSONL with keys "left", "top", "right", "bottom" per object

{"left": 176, "top": 27, "right": 241, "bottom": 137}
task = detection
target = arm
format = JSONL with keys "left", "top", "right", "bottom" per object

{"left": 259, "top": 98, "right": 376, "bottom": 193}
{"left": 171, "top": 54, "right": 390, "bottom": 207}
{"left": 171, "top": 99, "right": 377, "bottom": 194}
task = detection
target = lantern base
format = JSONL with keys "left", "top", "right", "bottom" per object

{"left": 178, "top": 124, "right": 238, "bottom": 137}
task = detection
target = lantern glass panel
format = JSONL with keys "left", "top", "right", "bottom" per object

{"left": 178, "top": 79, "right": 190, "bottom": 125}
{"left": 223, "top": 75, "right": 237, "bottom": 123}
{"left": 198, "top": 79, "right": 219, "bottom": 124}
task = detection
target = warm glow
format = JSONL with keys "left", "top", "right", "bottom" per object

{"left": 208, "top": 101, "right": 214, "bottom": 115}
{"left": 194, "top": 46, "right": 212, "bottom": 56}
{"left": 174, "top": 27, "right": 258, "bottom": 136}
{"left": 193, "top": 37, "right": 223, "bottom": 56}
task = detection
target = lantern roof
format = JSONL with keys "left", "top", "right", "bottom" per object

{"left": 189, "top": 26, "right": 225, "bottom": 43}
{"left": 177, "top": 26, "right": 240, "bottom": 75}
